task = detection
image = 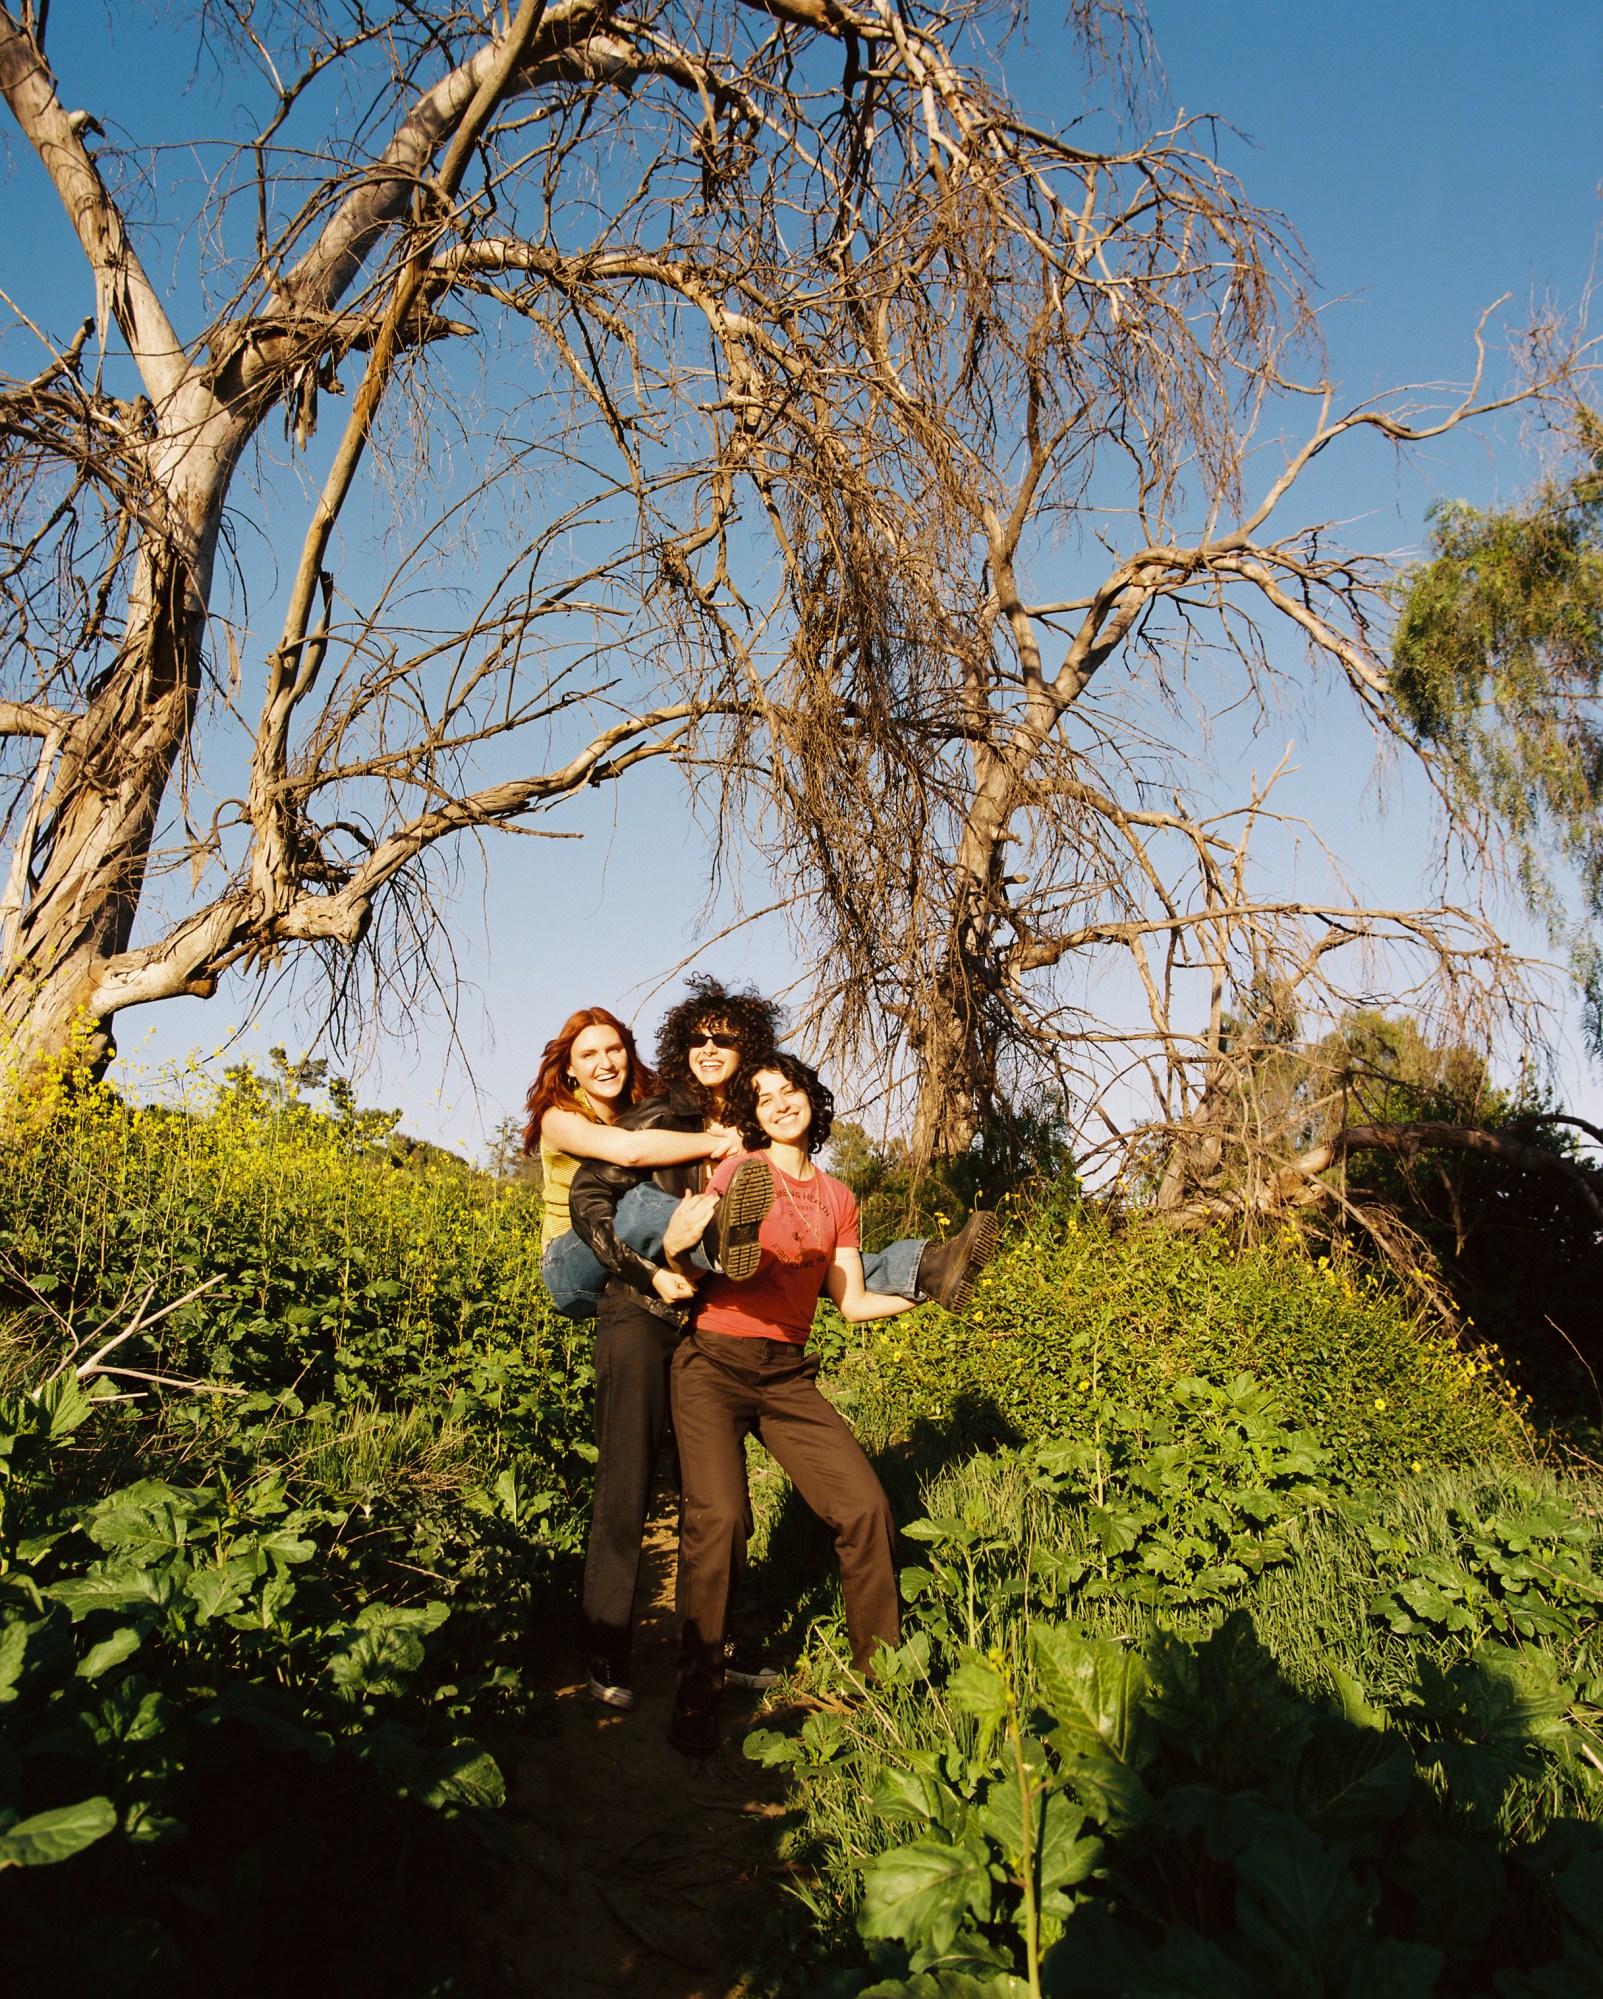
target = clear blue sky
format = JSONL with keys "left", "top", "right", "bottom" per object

{"left": 8, "top": 2, "right": 1601, "bottom": 1150}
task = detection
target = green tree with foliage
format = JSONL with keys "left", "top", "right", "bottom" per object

{"left": 1392, "top": 409, "right": 1603, "bottom": 1044}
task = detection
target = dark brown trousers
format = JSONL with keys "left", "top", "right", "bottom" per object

{"left": 670, "top": 1328, "right": 899, "bottom": 1705}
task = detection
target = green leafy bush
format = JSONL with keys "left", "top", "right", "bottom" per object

{"left": 746, "top": 1387, "right": 1603, "bottom": 1999}
{"left": 793, "top": 1616, "right": 1603, "bottom": 1999}
{"left": 0, "top": 1065, "right": 594, "bottom": 1689}
{"left": 0, "top": 1374, "right": 504, "bottom": 1994}
{"left": 0, "top": 1060, "right": 602, "bottom": 1992}
{"left": 832, "top": 1209, "right": 1521, "bottom": 1482}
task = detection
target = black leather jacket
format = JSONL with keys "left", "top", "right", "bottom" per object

{"left": 567, "top": 1087, "right": 708, "bottom": 1318}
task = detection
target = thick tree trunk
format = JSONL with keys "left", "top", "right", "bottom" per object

{"left": 908, "top": 982, "right": 984, "bottom": 1165}
{"left": 0, "top": 423, "right": 234, "bottom": 1080}
{"left": 908, "top": 894, "right": 1002, "bottom": 1167}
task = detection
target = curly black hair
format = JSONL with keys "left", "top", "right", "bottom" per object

{"left": 728, "top": 1051, "right": 834, "bottom": 1156}
{"left": 654, "top": 974, "right": 784, "bottom": 1114}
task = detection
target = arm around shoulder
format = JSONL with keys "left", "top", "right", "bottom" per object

{"left": 540, "top": 1105, "right": 719, "bottom": 1172}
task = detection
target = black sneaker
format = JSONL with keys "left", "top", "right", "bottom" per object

{"left": 587, "top": 1656, "right": 635, "bottom": 1710}
{"left": 668, "top": 1700, "right": 720, "bottom": 1757}
{"left": 709, "top": 1158, "right": 774, "bottom": 1281}
{"left": 724, "top": 1639, "right": 782, "bottom": 1691}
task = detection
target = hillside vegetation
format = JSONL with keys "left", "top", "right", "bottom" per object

{"left": 0, "top": 1063, "right": 1597, "bottom": 1997}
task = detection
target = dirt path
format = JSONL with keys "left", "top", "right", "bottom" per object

{"left": 478, "top": 1509, "right": 797, "bottom": 1998}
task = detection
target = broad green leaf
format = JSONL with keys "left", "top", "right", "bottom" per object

{"left": 874, "top": 1761, "right": 954, "bottom": 1828}
{"left": 1234, "top": 1816, "right": 1373, "bottom": 1984}
{"left": 352, "top": 1722, "right": 503, "bottom": 1810}
{"left": 81, "top": 1480, "right": 206, "bottom": 1561}
{"left": 1144, "top": 1923, "right": 1274, "bottom": 1998}
{"left": 904, "top": 1515, "right": 975, "bottom": 1549}
{"left": 1036, "top": 1793, "right": 1102, "bottom": 1895}
{"left": 13, "top": 1526, "right": 69, "bottom": 1565}
{"left": 1552, "top": 1844, "right": 1603, "bottom": 1943}
{"left": 414, "top": 1739, "right": 505, "bottom": 1812}
{"left": 49, "top": 1565, "right": 176, "bottom": 1619}
{"left": 978, "top": 1769, "right": 1028, "bottom": 1862}
{"left": 978, "top": 1773, "right": 1098, "bottom": 1896}
{"left": 1397, "top": 1578, "right": 1457, "bottom": 1624}
{"left": 0, "top": 1618, "right": 31, "bottom": 1703}
{"left": 75, "top": 1625, "right": 142, "bottom": 1680}
{"left": 949, "top": 1658, "right": 1010, "bottom": 1727}
{"left": 1029, "top": 1624, "right": 1152, "bottom": 1770}
{"left": 1087, "top": 1505, "right": 1143, "bottom": 1556}
{"left": 742, "top": 1727, "right": 803, "bottom": 1770}
{"left": 327, "top": 1607, "right": 434, "bottom": 1696}
{"left": 492, "top": 1466, "right": 522, "bottom": 1523}
{"left": 796, "top": 1710, "right": 850, "bottom": 1767}
{"left": 1327, "top": 1666, "right": 1388, "bottom": 1733}
{"left": 93, "top": 1682, "right": 168, "bottom": 1745}
{"left": 1042, "top": 1909, "right": 1264, "bottom": 1998}
{"left": 356, "top": 1598, "right": 449, "bottom": 1635}
{"left": 185, "top": 1565, "right": 251, "bottom": 1622}
{"left": 858, "top": 1834, "right": 995, "bottom": 1957}
{"left": 122, "top": 1801, "right": 186, "bottom": 1846}
{"left": 1300, "top": 1735, "right": 1415, "bottom": 1839}
{"left": 0, "top": 1794, "right": 117, "bottom": 1868}
{"left": 198, "top": 1681, "right": 335, "bottom": 1761}
{"left": 252, "top": 1529, "right": 318, "bottom": 1568}
{"left": 1147, "top": 1614, "right": 1310, "bottom": 1793}
{"left": 30, "top": 1375, "right": 99, "bottom": 1444}
{"left": 874, "top": 1630, "right": 935, "bottom": 1687}
{"left": 1062, "top": 1750, "right": 1152, "bottom": 1832}
{"left": 1155, "top": 1783, "right": 1272, "bottom": 1862}
{"left": 253, "top": 1569, "right": 299, "bottom": 1629}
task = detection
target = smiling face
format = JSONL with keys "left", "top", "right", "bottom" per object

{"left": 686, "top": 1019, "right": 742, "bottom": 1098}
{"left": 568, "top": 1023, "right": 631, "bottom": 1111}
{"left": 751, "top": 1068, "right": 814, "bottom": 1150}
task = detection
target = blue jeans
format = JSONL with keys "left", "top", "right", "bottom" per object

{"left": 542, "top": 1183, "right": 704, "bottom": 1319}
{"left": 541, "top": 1183, "right": 928, "bottom": 1320}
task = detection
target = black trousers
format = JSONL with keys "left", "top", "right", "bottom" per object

{"left": 671, "top": 1329, "right": 899, "bottom": 1706}
{"left": 579, "top": 1294, "right": 681, "bottom": 1661}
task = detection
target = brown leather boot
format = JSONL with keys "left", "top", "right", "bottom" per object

{"left": 915, "top": 1209, "right": 999, "bottom": 1311}
{"left": 709, "top": 1157, "right": 774, "bottom": 1280}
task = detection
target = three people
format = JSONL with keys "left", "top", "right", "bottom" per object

{"left": 529, "top": 976, "right": 998, "bottom": 1732}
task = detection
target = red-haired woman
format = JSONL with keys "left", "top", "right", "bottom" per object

{"left": 523, "top": 1007, "right": 741, "bottom": 1317}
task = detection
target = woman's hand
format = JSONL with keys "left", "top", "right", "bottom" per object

{"left": 662, "top": 1189, "right": 719, "bottom": 1260}
{"left": 651, "top": 1266, "right": 698, "bottom": 1304}
{"left": 706, "top": 1122, "right": 744, "bottom": 1161}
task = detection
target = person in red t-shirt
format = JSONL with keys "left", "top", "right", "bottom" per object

{"left": 661, "top": 1051, "right": 928, "bottom": 1757}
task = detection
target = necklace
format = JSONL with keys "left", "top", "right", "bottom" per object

{"left": 773, "top": 1163, "right": 827, "bottom": 1260}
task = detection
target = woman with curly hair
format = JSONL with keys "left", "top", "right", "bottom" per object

{"left": 661, "top": 1051, "right": 929, "bottom": 1758}
{"left": 521, "top": 1005, "right": 745, "bottom": 1319}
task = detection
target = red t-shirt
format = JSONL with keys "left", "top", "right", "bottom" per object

{"left": 695, "top": 1154, "right": 860, "bottom": 1344}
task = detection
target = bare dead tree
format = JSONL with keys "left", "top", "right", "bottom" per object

{"left": 697, "top": 93, "right": 1583, "bottom": 1169}
{"left": 0, "top": 0, "right": 1143, "bottom": 1089}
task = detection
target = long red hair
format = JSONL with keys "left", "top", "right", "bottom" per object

{"left": 521, "top": 1007, "right": 658, "bottom": 1155}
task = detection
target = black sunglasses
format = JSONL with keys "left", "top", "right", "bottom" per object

{"left": 688, "top": 1030, "right": 741, "bottom": 1050}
